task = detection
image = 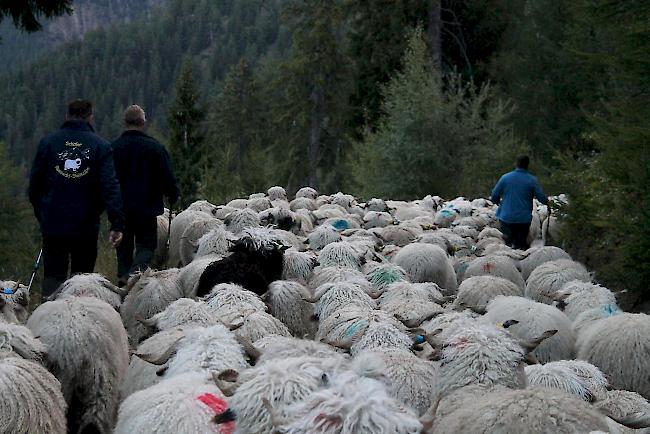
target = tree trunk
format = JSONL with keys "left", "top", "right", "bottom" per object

{"left": 428, "top": 0, "right": 442, "bottom": 70}
{"left": 308, "top": 85, "right": 322, "bottom": 189}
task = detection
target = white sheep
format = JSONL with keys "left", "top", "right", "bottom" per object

{"left": 454, "top": 275, "right": 522, "bottom": 313}
{"left": 525, "top": 258, "right": 591, "bottom": 304}
{"left": 266, "top": 280, "right": 317, "bottom": 338}
{"left": 525, "top": 359, "right": 609, "bottom": 401}
{"left": 392, "top": 243, "right": 458, "bottom": 293}
{"left": 462, "top": 254, "right": 525, "bottom": 290}
{"left": 520, "top": 245, "right": 571, "bottom": 280}
{"left": 52, "top": 272, "right": 125, "bottom": 309}
{"left": 168, "top": 209, "right": 214, "bottom": 267}
{"left": 27, "top": 296, "right": 129, "bottom": 434}
{"left": 306, "top": 225, "right": 342, "bottom": 250}
{"left": 282, "top": 249, "right": 317, "bottom": 283}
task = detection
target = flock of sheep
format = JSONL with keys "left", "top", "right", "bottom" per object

{"left": 1, "top": 186, "right": 649, "bottom": 434}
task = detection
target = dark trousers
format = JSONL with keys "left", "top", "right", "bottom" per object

{"left": 499, "top": 220, "right": 530, "bottom": 250}
{"left": 42, "top": 230, "right": 99, "bottom": 298}
{"left": 116, "top": 216, "right": 157, "bottom": 283}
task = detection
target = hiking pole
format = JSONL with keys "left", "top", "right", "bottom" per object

{"left": 26, "top": 248, "right": 43, "bottom": 294}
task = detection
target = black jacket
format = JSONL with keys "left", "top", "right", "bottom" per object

{"left": 28, "top": 120, "right": 125, "bottom": 236}
{"left": 111, "top": 130, "right": 179, "bottom": 218}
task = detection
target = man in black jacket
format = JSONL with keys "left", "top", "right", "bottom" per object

{"left": 29, "top": 99, "right": 125, "bottom": 298}
{"left": 112, "top": 105, "right": 179, "bottom": 285}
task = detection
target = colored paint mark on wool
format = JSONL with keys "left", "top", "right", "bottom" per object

{"left": 197, "top": 393, "right": 235, "bottom": 434}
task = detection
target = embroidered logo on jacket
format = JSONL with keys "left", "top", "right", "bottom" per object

{"left": 55, "top": 142, "right": 91, "bottom": 178}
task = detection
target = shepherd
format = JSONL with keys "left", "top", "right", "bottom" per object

{"left": 28, "top": 99, "right": 125, "bottom": 299}
{"left": 490, "top": 155, "right": 549, "bottom": 250}
{"left": 111, "top": 105, "right": 179, "bottom": 286}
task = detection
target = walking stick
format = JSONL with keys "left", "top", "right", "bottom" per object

{"left": 26, "top": 248, "right": 43, "bottom": 294}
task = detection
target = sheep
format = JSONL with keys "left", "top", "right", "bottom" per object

{"left": 268, "top": 185, "right": 287, "bottom": 201}
{"left": 430, "top": 387, "right": 611, "bottom": 434}
{"left": 274, "top": 367, "right": 423, "bottom": 434}
{"left": 451, "top": 224, "right": 479, "bottom": 239}
{"left": 49, "top": 272, "right": 125, "bottom": 309}
{"left": 259, "top": 207, "right": 297, "bottom": 231}
{"left": 168, "top": 209, "right": 214, "bottom": 267}
{"left": 365, "top": 262, "right": 409, "bottom": 291}
{"left": 317, "top": 241, "right": 364, "bottom": 270}
{"left": 120, "top": 327, "right": 188, "bottom": 399}
{"left": 363, "top": 211, "right": 394, "bottom": 228}
{"left": 247, "top": 196, "right": 272, "bottom": 212}
{"left": 478, "top": 226, "right": 503, "bottom": 240}
{"left": 379, "top": 297, "right": 445, "bottom": 329}
{"left": 134, "top": 324, "right": 249, "bottom": 380}
{"left": 322, "top": 216, "right": 362, "bottom": 231}
{"left": 572, "top": 304, "right": 621, "bottom": 337}
{"left": 151, "top": 210, "right": 170, "bottom": 268}
{"left": 394, "top": 206, "right": 431, "bottom": 221}
{"left": 462, "top": 254, "right": 525, "bottom": 290}
{"left": 0, "top": 280, "right": 30, "bottom": 323}
{"left": 227, "top": 198, "right": 249, "bottom": 208}
{"left": 214, "top": 205, "right": 238, "bottom": 219}
{"left": 139, "top": 298, "right": 219, "bottom": 334}
{"left": 120, "top": 268, "right": 184, "bottom": 346}
{"left": 520, "top": 245, "right": 572, "bottom": 280}
{"left": 365, "top": 198, "right": 390, "bottom": 212}
{"left": 235, "top": 310, "right": 292, "bottom": 344}
{"left": 377, "top": 281, "right": 445, "bottom": 306}
{"left": 195, "top": 227, "right": 287, "bottom": 298}
{"left": 266, "top": 280, "right": 317, "bottom": 338}
{"left": 203, "top": 283, "right": 267, "bottom": 324}
{"left": 224, "top": 207, "right": 260, "bottom": 234}
{"left": 308, "top": 282, "right": 376, "bottom": 321}
{"left": 593, "top": 390, "right": 650, "bottom": 429}
{"left": 577, "top": 312, "right": 650, "bottom": 399}
{"left": 179, "top": 218, "right": 224, "bottom": 265}
{"left": 115, "top": 372, "right": 236, "bottom": 434}
{"left": 354, "top": 348, "right": 438, "bottom": 416}
{"left": 195, "top": 225, "right": 235, "bottom": 259}
{"left": 392, "top": 243, "right": 458, "bottom": 294}
{"left": 296, "top": 186, "right": 318, "bottom": 199}
{"left": 481, "top": 295, "right": 575, "bottom": 363}
{"left": 0, "top": 321, "right": 47, "bottom": 362}
{"left": 525, "top": 360, "right": 609, "bottom": 401}
{"left": 230, "top": 356, "right": 345, "bottom": 434}
{"left": 307, "top": 266, "right": 368, "bottom": 290}
{"left": 290, "top": 196, "right": 317, "bottom": 211}
{"left": 0, "top": 356, "right": 67, "bottom": 434}
{"left": 474, "top": 236, "right": 505, "bottom": 254}
{"left": 306, "top": 225, "right": 342, "bottom": 250}
{"left": 453, "top": 275, "right": 522, "bottom": 313}
{"left": 253, "top": 335, "right": 346, "bottom": 364}
{"left": 525, "top": 259, "right": 591, "bottom": 304}
{"left": 433, "top": 207, "right": 459, "bottom": 227}
{"left": 372, "top": 224, "right": 420, "bottom": 246}
{"left": 186, "top": 199, "right": 219, "bottom": 216}
{"left": 27, "top": 296, "right": 129, "bottom": 434}
{"left": 281, "top": 249, "right": 317, "bottom": 283}
{"left": 556, "top": 280, "right": 617, "bottom": 321}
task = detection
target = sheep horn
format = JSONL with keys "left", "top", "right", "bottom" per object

{"left": 225, "top": 317, "right": 245, "bottom": 331}
{"left": 104, "top": 281, "right": 128, "bottom": 297}
{"left": 320, "top": 336, "right": 352, "bottom": 350}
{"left": 301, "top": 292, "right": 322, "bottom": 303}
{"left": 136, "top": 315, "right": 157, "bottom": 328}
{"left": 234, "top": 335, "right": 261, "bottom": 364}
{"left": 133, "top": 336, "right": 182, "bottom": 365}
{"left": 519, "top": 329, "right": 558, "bottom": 353}
{"left": 211, "top": 370, "right": 239, "bottom": 397}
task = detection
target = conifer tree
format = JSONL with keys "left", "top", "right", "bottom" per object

{"left": 168, "top": 61, "right": 205, "bottom": 207}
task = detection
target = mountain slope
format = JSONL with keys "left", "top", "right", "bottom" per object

{"left": 0, "top": 0, "right": 288, "bottom": 161}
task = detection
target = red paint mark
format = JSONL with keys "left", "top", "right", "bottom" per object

{"left": 482, "top": 263, "right": 494, "bottom": 273}
{"left": 197, "top": 393, "right": 235, "bottom": 434}
{"left": 452, "top": 336, "right": 471, "bottom": 349}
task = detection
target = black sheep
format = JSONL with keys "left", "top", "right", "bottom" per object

{"left": 195, "top": 228, "right": 287, "bottom": 297}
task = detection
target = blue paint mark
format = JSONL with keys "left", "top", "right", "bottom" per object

{"left": 2, "top": 288, "right": 12, "bottom": 295}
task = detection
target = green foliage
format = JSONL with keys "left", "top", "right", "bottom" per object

{"left": 0, "top": 143, "right": 39, "bottom": 279}
{"left": 200, "top": 58, "right": 272, "bottom": 203}
{"left": 168, "top": 61, "right": 205, "bottom": 207}
{"left": 354, "top": 29, "right": 524, "bottom": 200}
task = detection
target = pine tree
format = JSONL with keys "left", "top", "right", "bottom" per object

{"left": 168, "top": 60, "right": 205, "bottom": 207}
{"left": 355, "top": 28, "right": 523, "bottom": 200}
{"left": 201, "top": 58, "right": 270, "bottom": 203}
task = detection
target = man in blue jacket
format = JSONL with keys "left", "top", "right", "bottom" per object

{"left": 112, "top": 105, "right": 179, "bottom": 285}
{"left": 29, "top": 100, "right": 125, "bottom": 298}
{"left": 490, "top": 155, "right": 548, "bottom": 250}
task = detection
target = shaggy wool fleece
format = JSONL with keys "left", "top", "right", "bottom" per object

{"left": 525, "top": 259, "right": 591, "bottom": 304}
{"left": 392, "top": 243, "right": 457, "bottom": 293}
{"left": 577, "top": 313, "right": 650, "bottom": 399}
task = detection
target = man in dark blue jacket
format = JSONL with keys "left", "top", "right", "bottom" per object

{"left": 111, "top": 105, "right": 179, "bottom": 285}
{"left": 29, "top": 99, "right": 125, "bottom": 298}
{"left": 490, "top": 155, "right": 549, "bottom": 250}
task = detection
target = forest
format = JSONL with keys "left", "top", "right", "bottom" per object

{"left": 0, "top": 0, "right": 648, "bottom": 303}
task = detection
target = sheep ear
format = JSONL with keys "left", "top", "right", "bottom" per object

{"left": 519, "top": 329, "right": 557, "bottom": 353}
{"left": 15, "top": 290, "right": 29, "bottom": 307}
{"left": 502, "top": 319, "right": 519, "bottom": 329}
{"left": 134, "top": 336, "right": 182, "bottom": 365}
